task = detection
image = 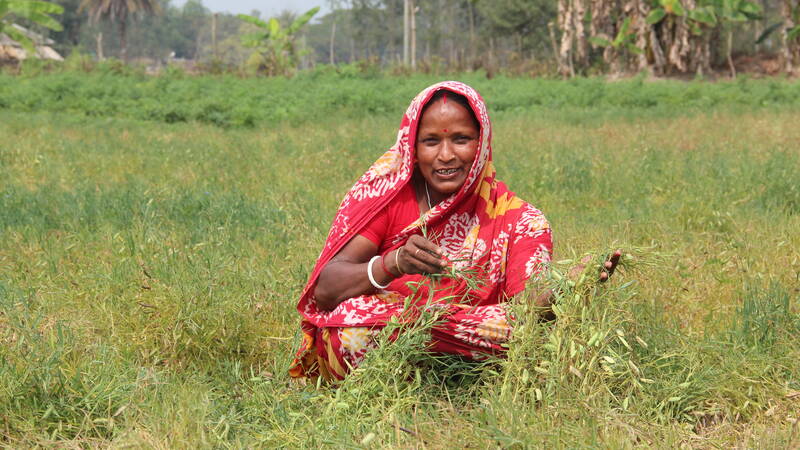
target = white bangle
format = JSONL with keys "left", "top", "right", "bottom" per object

{"left": 367, "top": 255, "right": 390, "bottom": 289}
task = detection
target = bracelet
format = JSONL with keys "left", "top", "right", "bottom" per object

{"left": 379, "top": 251, "right": 395, "bottom": 278}
{"left": 395, "top": 247, "right": 406, "bottom": 275}
{"left": 367, "top": 255, "right": 390, "bottom": 289}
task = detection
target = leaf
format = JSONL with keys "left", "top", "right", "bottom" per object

{"left": 627, "top": 43, "right": 644, "bottom": 54}
{"left": 729, "top": 11, "right": 748, "bottom": 22}
{"left": 240, "top": 32, "right": 268, "bottom": 47}
{"left": 287, "top": 6, "right": 319, "bottom": 34}
{"left": 647, "top": 8, "right": 667, "bottom": 25}
{"left": 588, "top": 36, "right": 612, "bottom": 47}
{"left": 613, "top": 17, "right": 631, "bottom": 47}
{"left": 755, "top": 22, "right": 782, "bottom": 44}
{"left": 268, "top": 17, "right": 280, "bottom": 36}
{"left": 2, "top": 0, "right": 63, "bottom": 32}
{"left": 236, "top": 13, "right": 268, "bottom": 30}
{"left": 8, "top": 0, "right": 63, "bottom": 15}
{"left": 739, "top": 0, "right": 762, "bottom": 20}
{"left": 688, "top": 6, "right": 717, "bottom": 26}
{"left": 788, "top": 25, "right": 800, "bottom": 42}
{"left": 24, "top": 11, "right": 62, "bottom": 30}
{"left": 661, "top": 0, "right": 685, "bottom": 16}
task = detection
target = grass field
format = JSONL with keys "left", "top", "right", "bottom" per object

{"left": 1, "top": 75, "right": 799, "bottom": 447}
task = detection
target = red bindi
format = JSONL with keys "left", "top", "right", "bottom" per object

{"left": 443, "top": 128, "right": 448, "bottom": 133}
{"left": 442, "top": 93, "right": 448, "bottom": 104}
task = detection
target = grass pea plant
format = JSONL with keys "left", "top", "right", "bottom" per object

{"left": 1, "top": 73, "right": 799, "bottom": 446}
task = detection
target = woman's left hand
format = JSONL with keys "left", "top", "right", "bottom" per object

{"left": 569, "top": 249, "right": 623, "bottom": 283}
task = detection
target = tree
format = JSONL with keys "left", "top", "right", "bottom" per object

{"left": 79, "top": 0, "right": 160, "bottom": 61}
{"left": 238, "top": 6, "right": 319, "bottom": 76}
{"left": 0, "top": 0, "right": 64, "bottom": 54}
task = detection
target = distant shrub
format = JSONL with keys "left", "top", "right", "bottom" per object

{"left": 1, "top": 71, "right": 799, "bottom": 128}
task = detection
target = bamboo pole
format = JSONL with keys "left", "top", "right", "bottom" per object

{"left": 410, "top": 0, "right": 416, "bottom": 69}
{"left": 403, "top": 0, "right": 409, "bottom": 66}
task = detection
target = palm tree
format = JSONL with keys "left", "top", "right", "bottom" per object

{"left": 79, "top": 0, "right": 159, "bottom": 61}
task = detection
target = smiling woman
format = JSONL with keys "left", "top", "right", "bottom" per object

{"left": 290, "top": 81, "right": 555, "bottom": 381}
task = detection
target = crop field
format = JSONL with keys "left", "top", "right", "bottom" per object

{"left": 1, "top": 73, "right": 799, "bottom": 447}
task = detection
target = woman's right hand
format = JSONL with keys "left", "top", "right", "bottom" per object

{"left": 395, "top": 234, "right": 448, "bottom": 275}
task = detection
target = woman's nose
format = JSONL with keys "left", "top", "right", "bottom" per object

{"left": 437, "top": 140, "right": 456, "bottom": 162}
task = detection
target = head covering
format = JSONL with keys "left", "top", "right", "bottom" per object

{"left": 290, "top": 81, "right": 552, "bottom": 378}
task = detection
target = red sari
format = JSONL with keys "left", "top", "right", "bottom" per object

{"left": 290, "top": 81, "right": 552, "bottom": 380}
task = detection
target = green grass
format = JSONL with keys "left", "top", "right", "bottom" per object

{"left": 1, "top": 75, "right": 799, "bottom": 447}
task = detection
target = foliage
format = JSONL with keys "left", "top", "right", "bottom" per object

{"left": 0, "top": 0, "right": 64, "bottom": 53}
{"left": 2, "top": 70, "right": 800, "bottom": 128}
{"left": 237, "top": 7, "right": 318, "bottom": 76}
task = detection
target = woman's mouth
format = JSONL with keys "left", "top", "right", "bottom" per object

{"left": 433, "top": 168, "right": 460, "bottom": 179}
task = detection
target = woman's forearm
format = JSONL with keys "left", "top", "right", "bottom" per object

{"left": 313, "top": 252, "right": 397, "bottom": 311}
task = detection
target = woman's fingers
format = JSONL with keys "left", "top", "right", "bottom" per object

{"left": 404, "top": 248, "right": 442, "bottom": 274}
{"left": 599, "top": 250, "right": 622, "bottom": 282}
{"left": 409, "top": 234, "right": 443, "bottom": 257}
{"left": 403, "top": 235, "right": 445, "bottom": 274}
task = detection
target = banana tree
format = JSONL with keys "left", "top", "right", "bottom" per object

{"left": 644, "top": 0, "right": 761, "bottom": 75}
{"left": 0, "top": 0, "right": 63, "bottom": 55}
{"left": 237, "top": 6, "right": 319, "bottom": 76}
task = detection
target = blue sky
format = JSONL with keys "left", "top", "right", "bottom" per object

{"left": 175, "top": 0, "right": 329, "bottom": 17}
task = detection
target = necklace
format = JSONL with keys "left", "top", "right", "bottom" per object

{"left": 424, "top": 181, "right": 433, "bottom": 211}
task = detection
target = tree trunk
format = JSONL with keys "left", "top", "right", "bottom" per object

{"left": 548, "top": 21, "right": 561, "bottom": 67}
{"left": 96, "top": 32, "right": 104, "bottom": 60}
{"left": 648, "top": 23, "right": 666, "bottom": 75}
{"left": 119, "top": 19, "right": 127, "bottom": 62}
{"left": 557, "top": 0, "right": 575, "bottom": 77}
{"left": 574, "top": 0, "right": 587, "bottom": 67}
{"left": 350, "top": 37, "right": 355, "bottom": 63}
{"left": 212, "top": 13, "right": 218, "bottom": 60}
{"left": 488, "top": 36, "right": 495, "bottom": 76}
{"left": 781, "top": 0, "right": 797, "bottom": 73}
{"left": 727, "top": 28, "right": 736, "bottom": 78}
{"left": 665, "top": 0, "right": 695, "bottom": 74}
{"left": 634, "top": 0, "right": 651, "bottom": 74}
{"left": 330, "top": 19, "right": 336, "bottom": 65}
{"left": 467, "top": 0, "right": 475, "bottom": 67}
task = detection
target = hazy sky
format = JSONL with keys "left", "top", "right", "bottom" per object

{"left": 175, "top": 0, "right": 329, "bottom": 17}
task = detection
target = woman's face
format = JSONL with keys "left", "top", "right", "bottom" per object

{"left": 415, "top": 96, "right": 480, "bottom": 201}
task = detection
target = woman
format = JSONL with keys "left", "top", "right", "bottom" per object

{"left": 289, "top": 81, "right": 617, "bottom": 381}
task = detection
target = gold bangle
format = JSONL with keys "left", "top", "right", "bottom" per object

{"left": 395, "top": 248, "right": 405, "bottom": 275}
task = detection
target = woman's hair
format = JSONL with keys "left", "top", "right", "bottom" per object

{"left": 421, "top": 90, "right": 481, "bottom": 130}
